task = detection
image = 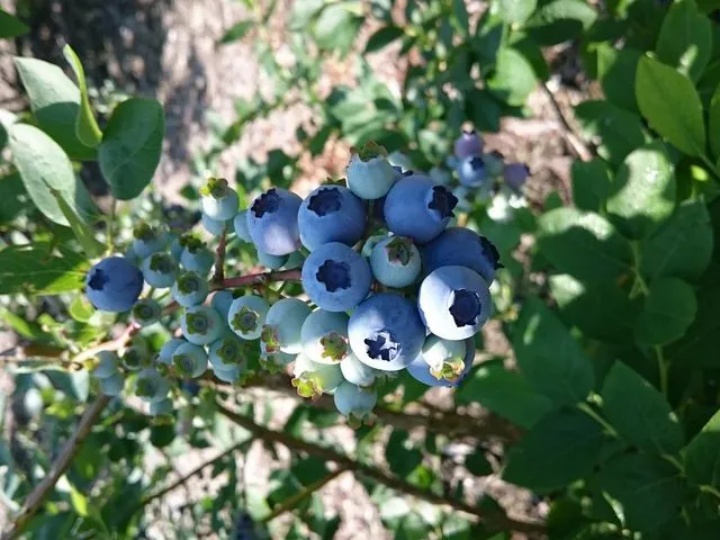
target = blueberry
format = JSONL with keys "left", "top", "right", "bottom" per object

{"left": 484, "top": 151, "right": 505, "bottom": 177}
{"left": 181, "top": 306, "right": 224, "bottom": 345}
{"left": 142, "top": 252, "right": 178, "bottom": 288}
{"left": 387, "top": 150, "right": 415, "bottom": 172}
{"left": 149, "top": 398, "right": 174, "bottom": 416}
{"left": 170, "top": 236, "right": 184, "bottom": 261}
{"left": 503, "top": 162, "right": 530, "bottom": 192}
{"left": 200, "top": 177, "right": 239, "bottom": 221}
{"left": 297, "top": 185, "right": 367, "bottom": 251}
{"left": 370, "top": 236, "right": 421, "bottom": 288}
{"left": 407, "top": 338, "right": 474, "bottom": 387}
{"left": 421, "top": 227, "right": 501, "bottom": 284}
{"left": 227, "top": 295, "right": 270, "bottom": 340}
{"left": 132, "top": 298, "right": 162, "bottom": 326}
{"left": 453, "top": 130, "right": 484, "bottom": 159}
{"left": 172, "top": 271, "right": 209, "bottom": 307}
{"left": 208, "top": 334, "right": 246, "bottom": 369}
{"left": 262, "top": 298, "right": 311, "bottom": 354}
{"left": 346, "top": 142, "right": 397, "bottom": 200}
{"left": 85, "top": 256, "right": 144, "bottom": 312}
{"left": 257, "top": 250, "right": 288, "bottom": 270}
{"left": 93, "top": 351, "right": 119, "bottom": 379}
{"left": 180, "top": 236, "right": 215, "bottom": 276}
{"left": 172, "top": 342, "right": 208, "bottom": 378}
{"left": 259, "top": 342, "right": 296, "bottom": 372}
{"left": 301, "top": 242, "right": 372, "bottom": 312}
{"left": 246, "top": 188, "right": 302, "bottom": 255}
{"left": 292, "top": 353, "right": 344, "bottom": 399}
{"left": 339, "top": 353, "right": 378, "bottom": 387}
{"left": 201, "top": 213, "right": 229, "bottom": 236}
{"left": 429, "top": 165, "right": 452, "bottom": 185}
{"left": 99, "top": 372, "right": 125, "bottom": 396}
{"left": 135, "top": 368, "right": 171, "bottom": 403}
{"left": 420, "top": 335, "right": 467, "bottom": 381}
{"left": 333, "top": 381, "right": 377, "bottom": 419}
{"left": 418, "top": 266, "right": 492, "bottom": 341}
{"left": 457, "top": 154, "right": 487, "bottom": 187}
{"left": 233, "top": 210, "right": 252, "bottom": 242}
{"left": 211, "top": 290, "right": 234, "bottom": 320}
{"left": 300, "top": 309, "right": 350, "bottom": 364}
{"left": 158, "top": 338, "right": 186, "bottom": 365}
{"left": 383, "top": 174, "right": 458, "bottom": 243}
{"left": 132, "top": 223, "right": 168, "bottom": 259}
{"left": 348, "top": 293, "right": 425, "bottom": 371}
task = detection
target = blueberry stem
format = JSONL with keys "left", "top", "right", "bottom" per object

{"left": 211, "top": 225, "right": 228, "bottom": 285}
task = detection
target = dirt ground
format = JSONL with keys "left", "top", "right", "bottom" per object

{"left": 0, "top": 0, "right": 585, "bottom": 538}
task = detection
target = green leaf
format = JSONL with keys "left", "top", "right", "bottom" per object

{"left": 709, "top": 84, "right": 720, "bottom": 159}
{"left": 503, "top": 408, "right": 609, "bottom": 492}
{"left": 513, "top": 297, "right": 595, "bottom": 407}
{"left": 364, "top": 26, "right": 404, "bottom": 53}
{"left": 219, "top": 20, "right": 253, "bottom": 45}
{"left": 0, "top": 8, "right": 29, "bottom": 38}
{"left": 465, "top": 451, "right": 493, "bottom": 476}
{"left": 634, "top": 277, "right": 697, "bottom": 346}
{"left": 537, "top": 208, "right": 633, "bottom": 282}
{"left": 456, "top": 361, "right": 555, "bottom": 428}
{"left": 685, "top": 409, "right": 720, "bottom": 489}
{"left": 465, "top": 89, "right": 502, "bottom": 132}
{"left": 574, "top": 100, "right": 648, "bottom": 166}
{"left": 636, "top": 55, "right": 706, "bottom": 157}
{"left": 70, "top": 485, "right": 89, "bottom": 517}
{"left": 13, "top": 57, "right": 96, "bottom": 161}
{"left": 606, "top": 141, "right": 676, "bottom": 240}
{"left": 48, "top": 187, "right": 104, "bottom": 258}
{"left": 0, "top": 172, "right": 27, "bottom": 224}
{"left": 594, "top": 454, "right": 686, "bottom": 533}
{"left": 313, "top": 2, "right": 361, "bottom": 56}
{"left": 656, "top": 0, "right": 712, "bottom": 82}
{"left": 597, "top": 45, "right": 641, "bottom": 113}
{"left": 487, "top": 47, "right": 537, "bottom": 107}
{"left": 451, "top": 0, "right": 470, "bottom": 36}
{"left": 386, "top": 430, "right": 422, "bottom": 479}
{"left": 0, "top": 243, "right": 87, "bottom": 295}
{"left": 640, "top": 199, "right": 713, "bottom": 282}
{"left": 9, "top": 123, "right": 95, "bottom": 226}
{"left": 495, "top": 0, "right": 537, "bottom": 25}
{"left": 571, "top": 158, "right": 611, "bottom": 212}
{"left": 526, "top": 0, "right": 597, "bottom": 45}
{"left": 99, "top": 98, "right": 164, "bottom": 200}
{"left": 62, "top": 45, "right": 102, "bottom": 148}
{"left": 601, "top": 362, "right": 684, "bottom": 455}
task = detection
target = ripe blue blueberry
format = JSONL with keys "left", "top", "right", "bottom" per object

{"left": 211, "top": 290, "right": 234, "bottom": 320}
{"left": 292, "top": 353, "right": 344, "bottom": 399}
{"left": 99, "top": 372, "right": 125, "bottom": 397}
{"left": 418, "top": 265, "right": 492, "bottom": 341}
{"left": 348, "top": 293, "right": 425, "bottom": 371}
{"left": 383, "top": 174, "right": 458, "bottom": 243}
{"left": 200, "top": 177, "right": 239, "bottom": 221}
{"left": 85, "top": 256, "right": 144, "bottom": 312}
{"left": 262, "top": 298, "right": 311, "bottom": 354}
{"left": 503, "top": 162, "right": 530, "bottom": 192}
{"left": 227, "top": 295, "right": 269, "bottom": 340}
{"left": 421, "top": 227, "right": 501, "bottom": 284}
{"left": 297, "top": 185, "right": 366, "bottom": 251}
{"left": 301, "top": 242, "right": 372, "bottom": 312}
{"left": 300, "top": 309, "right": 350, "bottom": 364}
{"left": 132, "top": 298, "right": 162, "bottom": 326}
{"left": 246, "top": 188, "right": 302, "bottom": 255}
{"left": 346, "top": 142, "right": 397, "bottom": 200}
{"left": 369, "top": 236, "right": 421, "bottom": 288}
{"left": 233, "top": 210, "right": 252, "bottom": 242}
{"left": 172, "top": 342, "right": 208, "bottom": 378}
{"left": 181, "top": 306, "right": 224, "bottom": 345}
{"left": 200, "top": 213, "right": 229, "bottom": 236}
{"left": 158, "top": 338, "right": 186, "bottom": 365}
{"left": 457, "top": 154, "right": 487, "bottom": 187}
{"left": 135, "top": 368, "right": 171, "bottom": 403}
{"left": 149, "top": 398, "right": 173, "bottom": 416}
{"left": 142, "top": 252, "right": 178, "bottom": 288}
{"left": 333, "top": 382, "right": 377, "bottom": 419}
{"left": 132, "top": 223, "right": 168, "bottom": 259}
{"left": 453, "top": 130, "right": 484, "bottom": 159}
{"left": 172, "top": 271, "right": 209, "bottom": 307}
{"left": 340, "top": 353, "right": 378, "bottom": 387}
{"left": 407, "top": 338, "right": 474, "bottom": 387}
{"left": 180, "top": 236, "right": 214, "bottom": 276}
{"left": 93, "top": 351, "right": 119, "bottom": 378}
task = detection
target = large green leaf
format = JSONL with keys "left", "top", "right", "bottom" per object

{"left": 537, "top": 207, "right": 633, "bottom": 282}
{"left": 98, "top": 98, "right": 164, "bottom": 200}
{"left": 640, "top": 199, "right": 713, "bottom": 281}
{"left": 685, "top": 409, "right": 720, "bottom": 490}
{"left": 525, "top": 0, "right": 597, "bottom": 45}
{"left": 364, "top": 26, "right": 404, "bottom": 53}
{"left": 606, "top": 141, "right": 676, "bottom": 240}
{"left": 634, "top": 277, "right": 697, "bottom": 346}
{"left": 503, "top": 408, "right": 609, "bottom": 492}
{"left": 0, "top": 243, "right": 87, "bottom": 295}
{"left": 219, "top": 20, "right": 254, "bottom": 45}
{"left": 456, "top": 361, "right": 554, "bottom": 428}
{"left": 13, "top": 57, "right": 96, "bottom": 161}
{"left": 0, "top": 8, "right": 28, "bottom": 38}
{"left": 636, "top": 56, "right": 706, "bottom": 157}
{"left": 63, "top": 45, "right": 102, "bottom": 148}
{"left": 494, "top": 0, "right": 537, "bottom": 25}
{"left": 312, "top": 2, "right": 361, "bottom": 57}
{"left": 487, "top": 47, "right": 537, "bottom": 107}
{"left": 656, "top": 0, "right": 712, "bottom": 82}
{"left": 513, "top": 297, "right": 595, "bottom": 407}
{"left": 597, "top": 45, "right": 641, "bottom": 113}
{"left": 0, "top": 172, "right": 27, "bottom": 224}
{"left": 571, "top": 158, "right": 611, "bottom": 213}
{"left": 709, "top": 84, "right": 720, "bottom": 160}
{"left": 601, "top": 362, "right": 684, "bottom": 455}
{"left": 594, "top": 454, "right": 686, "bottom": 533}
{"left": 9, "top": 123, "right": 95, "bottom": 226}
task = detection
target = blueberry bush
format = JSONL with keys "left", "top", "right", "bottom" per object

{"left": 2, "top": 0, "right": 720, "bottom": 538}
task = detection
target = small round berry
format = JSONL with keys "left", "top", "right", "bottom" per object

{"left": 370, "top": 236, "right": 421, "bottom": 288}
{"left": 301, "top": 242, "right": 372, "bottom": 312}
{"left": 208, "top": 334, "right": 246, "bottom": 370}
{"left": 211, "top": 290, "right": 234, "bottom": 320}
{"left": 418, "top": 266, "right": 492, "bottom": 341}
{"left": 172, "top": 271, "right": 209, "bottom": 308}
{"left": 172, "top": 342, "right": 208, "bottom": 378}
{"left": 99, "top": 372, "right": 125, "bottom": 396}
{"left": 233, "top": 210, "right": 252, "bottom": 242}
{"left": 407, "top": 338, "right": 474, "bottom": 387}
{"left": 300, "top": 309, "right": 350, "bottom": 364}
{"left": 383, "top": 174, "right": 458, "bottom": 243}
{"left": 259, "top": 342, "right": 296, "bottom": 372}
{"left": 421, "top": 335, "right": 467, "bottom": 381}
{"left": 200, "top": 213, "right": 228, "bottom": 236}
{"left": 348, "top": 293, "right": 425, "bottom": 371}
{"left": 132, "top": 223, "right": 168, "bottom": 259}
{"left": 257, "top": 250, "right": 288, "bottom": 270}
{"left": 135, "top": 368, "right": 171, "bottom": 403}
{"left": 292, "top": 353, "right": 344, "bottom": 399}
{"left": 454, "top": 130, "right": 484, "bottom": 159}
{"left": 503, "top": 162, "right": 530, "bottom": 192}
{"left": 93, "top": 351, "right": 119, "bottom": 379}
{"left": 181, "top": 306, "right": 224, "bottom": 345}
{"left": 142, "top": 252, "right": 178, "bottom": 289}
{"left": 429, "top": 165, "right": 452, "bottom": 185}
{"left": 346, "top": 142, "right": 397, "bottom": 200}
{"left": 484, "top": 151, "right": 505, "bottom": 177}
{"left": 421, "top": 227, "right": 501, "bottom": 284}
{"left": 227, "top": 295, "right": 270, "bottom": 340}
{"left": 246, "top": 188, "right": 302, "bottom": 255}
{"left": 340, "top": 353, "right": 378, "bottom": 387}
{"left": 333, "top": 382, "right": 377, "bottom": 419}
{"left": 262, "top": 298, "right": 311, "bottom": 355}
{"left": 158, "top": 338, "right": 186, "bottom": 365}
{"left": 387, "top": 150, "right": 415, "bottom": 172}
{"left": 200, "top": 177, "right": 239, "bottom": 221}
{"left": 179, "top": 236, "right": 214, "bottom": 276}
{"left": 457, "top": 155, "right": 487, "bottom": 187}
{"left": 85, "top": 256, "right": 144, "bottom": 312}
{"left": 132, "top": 298, "right": 162, "bottom": 326}
{"left": 298, "top": 185, "right": 366, "bottom": 251}
{"left": 149, "top": 398, "right": 174, "bottom": 416}
{"left": 122, "top": 343, "right": 149, "bottom": 371}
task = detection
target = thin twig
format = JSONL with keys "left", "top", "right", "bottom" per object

{"left": 541, "top": 81, "right": 594, "bottom": 162}
{"left": 1, "top": 395, "right": 111, "bottom": 540}
{"left": 218, "top": 269, "right": 301, "bottom": 290}
{"left": 216, "top": 401, "right": 545, "bottom": 536}
{"left": 212, "top": 226, "right": 228, "bottom": 285}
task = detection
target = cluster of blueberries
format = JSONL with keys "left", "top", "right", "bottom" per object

{"left": 85, "top": 132, "right": 506, "bottom": 420}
